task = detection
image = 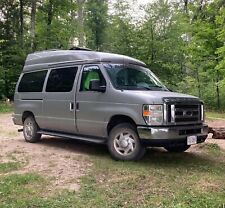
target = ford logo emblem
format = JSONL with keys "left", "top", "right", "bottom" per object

{"left": 183, "top": 110, "right": 192, "bottom": 116}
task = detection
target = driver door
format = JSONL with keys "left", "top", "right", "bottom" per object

{"left": 75, "top": 65, "right": 107, "bottom": 137}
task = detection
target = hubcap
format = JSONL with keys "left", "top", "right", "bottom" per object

{"left": 25, "top": 122, "right": 33, "bottom": 138}
{"left": 114, "top": 132, "right": 136, "bottom": 156}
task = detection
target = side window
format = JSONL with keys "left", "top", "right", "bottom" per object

{"left": 18, "top": 70, "right": 47, "bottom": 92}
{"left": 80, "top": 66, "right": 106, "bottom": 91}
{"left": 46, "top": 67, "right": 78, "bottom": 92}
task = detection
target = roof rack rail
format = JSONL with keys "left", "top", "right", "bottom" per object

{"left": 69, "top": 46, "right": 92, "bottom": 51}
{"left": 33, "top": 49, "right": 59, "bottom": 54}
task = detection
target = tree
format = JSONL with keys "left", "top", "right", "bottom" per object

{"left": 31, "top": 0, "right": 37, "bottom": 51}
{"left": 85, "top": 0, "right": 108, "bottom": 50}
{"left": 184, "top": 0, "right": 224, "bottom": 109}
{"left": 139, "top": 0, "right": 188, "bottom": 87}
{"left": 19, "top": 0, "right": 24, "bottom": 48}
{"left": 0, "top": 0, "right": 25, "bottom": 100}
{"left": 77, "top": 0, "right": 86, "bottom": 47}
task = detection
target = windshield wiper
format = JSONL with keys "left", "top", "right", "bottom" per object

{"left": 137, "top": 86, "right": 153, "bottom": 90}
{"left": 144, "top": 85, "right": 168, "bottom": 91}
{"left": 118, "top": 85, "right": 167, "bottom": 91}
{"left": 150, "top": 86, "right": 168, "bottom": 91}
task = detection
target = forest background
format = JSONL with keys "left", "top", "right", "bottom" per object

{"left": 1, "top": 0, "right": 225, "bottom": 111}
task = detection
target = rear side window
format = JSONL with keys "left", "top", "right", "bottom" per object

{"left": 46, "top": 67, "right": 78, "bottom": 92}
{"left": 18, "top": 71, "right": 47, "bottom": 92}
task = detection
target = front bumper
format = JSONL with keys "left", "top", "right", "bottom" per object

{"left": 137, "top": 124, "right": 208, "bottom": 147}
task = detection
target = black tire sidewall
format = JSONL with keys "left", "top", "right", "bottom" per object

{"left": 23, "top": 116, "right": 40, "bottom": 143}
{"left": 108, "top": 123, "right": 145, "bottom": 161}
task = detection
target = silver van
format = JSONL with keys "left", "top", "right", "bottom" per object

{"left": 13, "top": 48, "right": 208, "bottom": 160}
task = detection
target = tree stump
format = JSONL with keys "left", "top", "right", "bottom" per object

{"left": 208, "top": 127, "right": 225, "bottom": 139}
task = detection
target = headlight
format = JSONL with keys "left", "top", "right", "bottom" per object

{"left": 143, "top": 104, "right": 163, "bottom": 125}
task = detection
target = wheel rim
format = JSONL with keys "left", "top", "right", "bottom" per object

{"left": 113, "top": 132, "right": 136, "bottom": 156}
{"left": 24, "top": 121, "right": 34, "bottom": 138}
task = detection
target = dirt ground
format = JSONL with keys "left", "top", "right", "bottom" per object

{"left": 0, "top": 113, "right": 94, "bottom": 192}
{"left": 0, "top": 113, "right": 225, "bottom": 191}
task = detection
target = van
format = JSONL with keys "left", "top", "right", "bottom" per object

{"left": 13, "top": 48, "right": 208, "bottom": 160}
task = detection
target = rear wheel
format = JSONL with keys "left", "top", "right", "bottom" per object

{"left": 108, "top": 123, "right": 146, "bottom": 161}
{"left": 164, "top": 144, "right": 190, "bottom": 153}
{"left": 23, "top": 116, "right": 41, "bottom": 143}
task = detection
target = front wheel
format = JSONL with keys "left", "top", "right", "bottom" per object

{"left": 23, "top": 116, "right": 41, "bottom": 143}
{"left": 164, "top": 144, "right": 190, "bottom": 153}
{"left": 108, "top": 123, "right": 146, "bottom": 161}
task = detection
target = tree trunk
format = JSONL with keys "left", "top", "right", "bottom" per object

{"left": 216, "top": 69, "right": 220, "bottom": 110}
{"left": 4, "top": 69, "right": 9, "bottom": 99}
{"left": 192, "top": 0, "right": 204, "bottom": 22}
{"left": 19, "top": 0, "right": 24, "bottom": 48}
{"left": 77, "top": 0, "right": 85, "bottom": 47}
{"left": 149, "top": 22, "right": 154, "bottom": 64}
{"left": 184, "top": 0, "right": 188, "bottom": 14}
{"left": 46, "top": 0, "right": 54, "bottom": 49}
{"left": 196, "top": 69, "right": 201, "bottom": 98}
{"left": 31, "top": 0, "right": 37, "bottom": 52}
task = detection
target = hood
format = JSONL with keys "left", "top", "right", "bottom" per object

{"left": 116, "top": 90, "right": 200, "bottom": 105}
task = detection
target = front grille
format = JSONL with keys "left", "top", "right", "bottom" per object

{"left": 164, "top": 98, "right": 203, "bottom": 125}
{"left": 179, "top": 128, "right": 201, "bottom": 135}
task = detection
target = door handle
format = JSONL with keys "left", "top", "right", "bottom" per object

{"left": 70, "top": 102, "right": 74, "bottom": 111}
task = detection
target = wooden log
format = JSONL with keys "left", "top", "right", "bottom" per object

{"left": 208, "top": 127, "right": 225, "bottom": 139}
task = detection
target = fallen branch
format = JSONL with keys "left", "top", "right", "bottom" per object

{"left": 208, "top": 127, "right": 225, "bottom": 139}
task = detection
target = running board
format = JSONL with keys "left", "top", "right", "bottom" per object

{"left": 37, "top": 130, "right": 106, "bottom": 144}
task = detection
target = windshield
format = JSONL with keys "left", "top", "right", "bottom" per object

{"left": 104, "top": 64, "right": 168, "bottom": 91}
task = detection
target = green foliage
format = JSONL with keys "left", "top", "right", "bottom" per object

{"left": 85, "top": 0, "right": 108, "bottom": 50}
{"left": 0, "top": 0, "right": 225, "bottom": 110}
{"left": 35, "top": 0, "right": 76, "bottom": 50}
{"left": 0, "top": 102, "right": 13, "bottom": 113}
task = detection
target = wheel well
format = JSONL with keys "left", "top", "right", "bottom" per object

{"left": 22, "top": 111, "right": 34, "bottom": 123}
{"left": 107, "top": 115, "right": 137, "bottom": 135}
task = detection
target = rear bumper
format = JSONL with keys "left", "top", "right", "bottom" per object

{"left": 12, "top": 114, "right": 23, "bottom": 126}
{"left": 137, "top": 124, "right": 208, "bottom": 147}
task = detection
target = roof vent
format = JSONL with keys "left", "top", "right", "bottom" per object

{"left": 69, "top": 46, "right": 92, "bottom": 51}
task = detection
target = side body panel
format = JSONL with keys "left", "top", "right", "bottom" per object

{"left": 75, "top": 64, "right": 144, "bottom": 138}
{"left": 41, "top": 66, "right": 79, "bottom": 133}
{"left": 13, "top": 71, "right": 47, "bottom": 126}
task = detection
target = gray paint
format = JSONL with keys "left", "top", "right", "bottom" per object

{"left": 13, "top": 49, "right": 207, "bottom": 144}
{"left": 23, "top": 50, "right": 146, "bottom": 72}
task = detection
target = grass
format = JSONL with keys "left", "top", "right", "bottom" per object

{"left": 0, "top": 162, "right": 20, "bottom": 173}
{"left": 206, "top": 111, "right": 225, "bottom": 120}
{"left": 76, "top": 145, "right": 225, "bottom": 208}
{"left": 0, "top": 102, "right": 13, "bottom": 113}
{"left": 0, "top": 144, "right": 225, "bottom": 208}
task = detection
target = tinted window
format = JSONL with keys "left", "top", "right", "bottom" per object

{"left": 80, "top": 66, "right": 106, "bottom": 91}
{"left": 46, "top": 67, "right": 77, "bottom": 92}
{"left": 18, "top": 71, "right": 47, "bottom": 92}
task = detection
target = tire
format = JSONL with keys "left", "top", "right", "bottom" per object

{"left": 23, "top": 116, "right": 41, "bottom": 143}
{"left": 107, "top": 123, "right": 146, "bottom": 161}
{"left": 164, "top": 144, "right": 190, "bottom": 153}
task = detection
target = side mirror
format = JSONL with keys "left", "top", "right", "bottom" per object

{"left": 90, "top": 80, "right": 106, "bottom": 92}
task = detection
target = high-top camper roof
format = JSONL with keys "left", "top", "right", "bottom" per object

{"left": 23, "top": 49, "right": 146, "bottom": 72}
